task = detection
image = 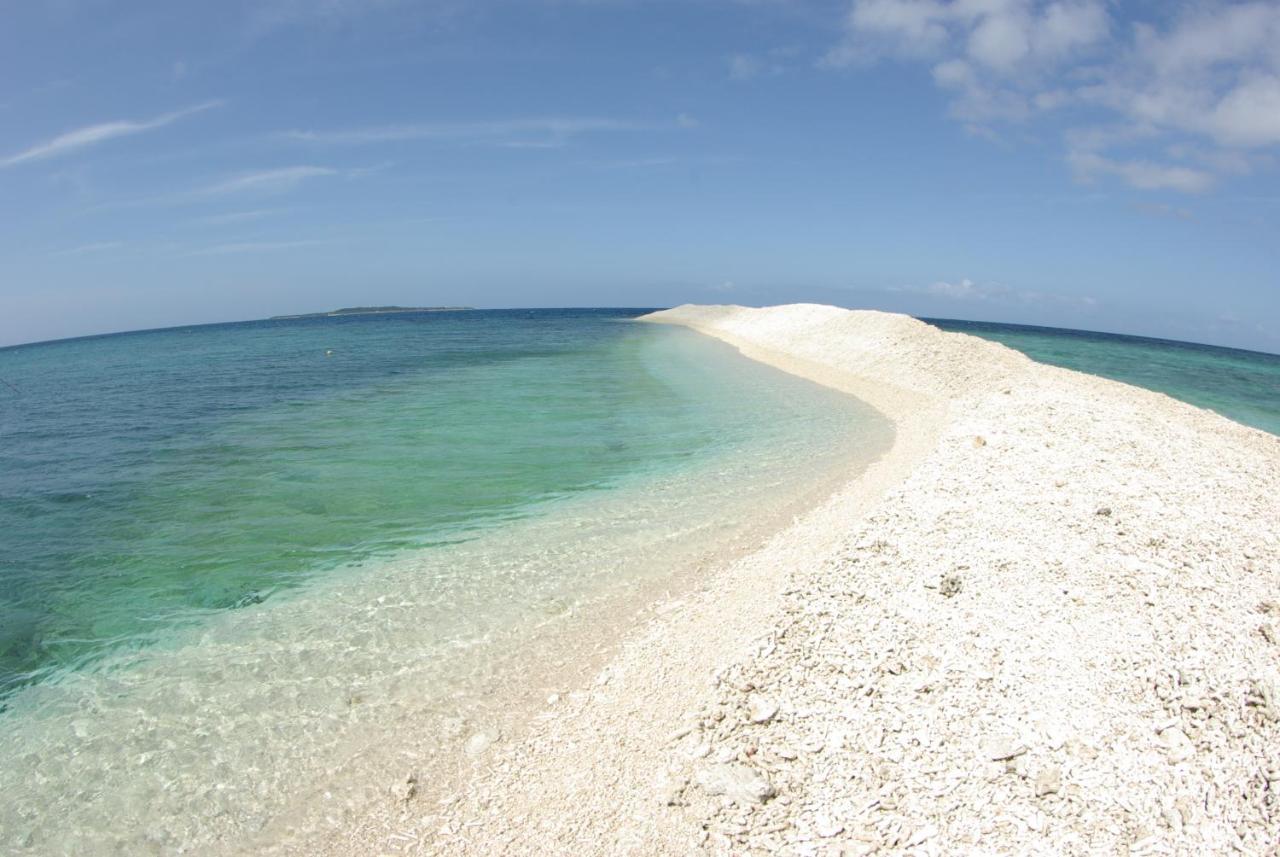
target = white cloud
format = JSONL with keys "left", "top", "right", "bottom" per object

{"left": 829, "top": 0, "right": 1108, "bottom": 69}
{"left": 968, "top": 10, "right": 1030, "bottom": 70}
{"left": 825, "top": 1, "right": 1280, "bottom": 192}
{"left": 1205, "top": 74, "right": 1280, "bottom": 147}
{"left": 931, "top": 56, "right": 1031, "bottom": 121}
{"left": 197, "top": 166, "right": 338, "bottom": 195}
{"left": 1068, "top": 151, "right": 1215, "bottom": 193}
{"left": 0, "top": 101, "right": 223, "bottom": 168}
{"left": 1132, "top": 2, "right": 1280, "bottom": 75}
{"left": 1032, "top": 0, "right": 1109, "bottom": 59}
{"left": 841, "top": 0, "right": 952, "bottom": 60}
{"left": 827, "top": 0, "right": 1109, "bottom": 124}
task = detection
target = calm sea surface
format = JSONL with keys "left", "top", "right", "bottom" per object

{"left": 0, "top": 308, "right": 891, "bottom": 853}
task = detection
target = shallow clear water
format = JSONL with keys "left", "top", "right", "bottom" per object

{"left": 0, "top": 309, "right": 892, "bottom": 853}
{"left": 928, "top": 318, "right": 1280, "bottom": 436}
{"left": 0, "top": 309, "right": 858, "bottom": 695}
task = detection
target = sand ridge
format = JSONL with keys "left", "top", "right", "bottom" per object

{"left": 318, "top": 304, "right": 1280, "bottom": 856}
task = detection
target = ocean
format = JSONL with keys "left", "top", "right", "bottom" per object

{"left": 0, "top": 308, "right": 891, "bottom": 853}
{"left": 1, "top": 307, "right": 1277, "bottom": 853}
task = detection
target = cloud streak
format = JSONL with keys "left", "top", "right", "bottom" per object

{"left": 194, "top": 209, "right": 286, "bottom": 226}
{"left": 50, "top": 241, "right": 124, "bottom": 257}
{"left": 1, "top": 101, "right": 224, "bottom": 168}
{"left": 727, "top": 47, "right": 799, "bottom": 81}
{"left": 195, "top": 166, "right": 338, "bottom": 196}
{"left": 282, "top": 117, "right": 659, "bottom": 147}
{"left": 1068, "top": 151, "right": 1214, "bottom": 193}
{"left": 180, "top": 239, "right": 322, "bottom": 257}
{"left": 1132, "top": 201, "right": 1194, "bottom": 221}
{"left": 246, "top": 0, "right": 417, "bottom": 38}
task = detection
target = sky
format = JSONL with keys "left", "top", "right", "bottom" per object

{"left": 1, "top": 0, "right": 1278, "bottom": 352}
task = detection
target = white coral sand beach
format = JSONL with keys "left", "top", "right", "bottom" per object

{"left": 303, "top": 304, "right": 1280, "bottom": 856}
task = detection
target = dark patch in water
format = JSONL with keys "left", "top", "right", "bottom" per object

{"left": 232, "top": 591, "right": 269, "bottom": 609}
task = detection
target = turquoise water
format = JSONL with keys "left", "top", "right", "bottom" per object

{"left": 7, "top": 308, "right": 1276, "bottom": 854}
{"left": 4, "top": 312, "right": 1274, "bottom": 703}
{"left": 929, "top": 318, "right": 1280, "bottom": 436}
{"left": 0, "top": 309, "right": 866, "bottom": 697}
{"left": 0, "top": 309, "right": 892, "bottom": 854}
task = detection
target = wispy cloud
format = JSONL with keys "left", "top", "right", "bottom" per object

{"left": 1133, "top": 201, "right": 1194, "bottom": 221}
{"left": 282, "top": 117, "right": 662, "bottom": 147}
{"left": 1068, "top": 151, "right": 1214, "bottom": 194}
{"left": 823, "top": 1, "right": 1280, "bottom": 192}
{"left": 181, "top": 239, "right": 322, "bottom": 257}
{"left": 727, "top": 46, "right": 799, "bottom": 81}
{"left": 50, "top": 241, "right": 124, "bottom": 257}
{"left": 1, "top": 101, "right": 224, "bottom": 168}
{"left": 77, "top": 165, "right": 359, "bottom": 215}
{"left": 590, "top": 157, "right": 678, "bottom": 170}
{"left": 196, "top": 166, "right": 338, "bottom": 196}
{"left": 246, "top": 0, "right": 417, "bottom": 38}
{"left": 194, "top": 208, "right": 286, "bottom": 226}
{"left": 729, "top": 54, "right": 781, "bottom": 81}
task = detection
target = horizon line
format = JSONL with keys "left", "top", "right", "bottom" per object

{"left": 2, "top": 305, "right": 1277, "bottom": 359}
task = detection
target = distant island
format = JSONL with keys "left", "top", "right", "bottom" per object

{"left": 270, "top": 306, "right": 473, "bottom": 320}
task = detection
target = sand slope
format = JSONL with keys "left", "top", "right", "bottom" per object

{"left": 328, "top": 304, "right": 1280, "bottom": 856}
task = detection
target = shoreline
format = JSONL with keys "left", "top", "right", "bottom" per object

{"left": 1, "top": 320, "right": 891, "bottom": 856}
{"left": 314, "top": 303, "right": 1278, "bottom": 855}
{"left": 242, "top": 316, "right": 907, "bottom": 856}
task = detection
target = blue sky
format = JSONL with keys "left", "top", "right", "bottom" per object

{"left": 1, "top": 1, "right": 1278, "bottom": 351}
